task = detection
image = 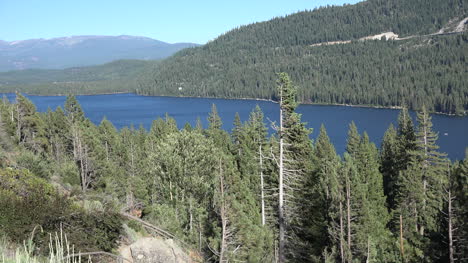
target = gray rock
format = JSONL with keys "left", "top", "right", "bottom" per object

{"left": 126, "top": 237, "right": 189, "bottom": 263}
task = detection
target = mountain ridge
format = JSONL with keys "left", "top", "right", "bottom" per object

{"left": 0, "top": 35, "right": 199, "bottom": 71}
{"left": 136, "top": 0, "right": 467, "bottom": 114}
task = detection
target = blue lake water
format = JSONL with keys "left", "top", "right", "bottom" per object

{"left": 2, "top": 93, "right": 467, "bottom": 160}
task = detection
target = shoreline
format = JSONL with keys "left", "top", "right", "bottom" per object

{"left": 5, "top": 91, "right": 464, "bottom": 117}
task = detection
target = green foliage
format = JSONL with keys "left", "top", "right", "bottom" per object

{"left": 208, "top": 104, "right": 222, "bottom": 130}
{"left": 380, "top": 123, "right": 399, "bottom": 208}
{"left": 0, "top": 169, "right": 122, "bottom": 255}
{"left": 346, "top": 121, "right": 361, "bottom": 157}
{"left": 391, "top": 106, "right": 449, "bottom": 262}
{"left": 15, "top": 150, "right": 50, "bottom": 179}
{"left": 0, "top": 1, "right": 465, "bottom": 115}
{"left": 0, "top": 60, "right": 160, "bottom": 95}
{"left": 0, "top": 75, "right": 464, "bottom": 262}
{"left": 137, "top": 0, "right": 468, "bottom": 115}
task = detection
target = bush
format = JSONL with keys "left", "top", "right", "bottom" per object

{"left": 16, "top": 151, "right": 50, "bottom": 179}
{"left": 0, "top": 168, "right": 122, "bottom": 255}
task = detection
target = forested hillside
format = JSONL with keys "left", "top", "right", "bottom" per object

{"left": 137, "top": 0, "right": 468, "bottom": 114}
{"left": 1, "top": 74, "right": 467, "bottom": 262}
{"left": 0, "top": 60, "right": 159, "bottom": 95}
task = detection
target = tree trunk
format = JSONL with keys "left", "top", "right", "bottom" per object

{"left": 260, "top": 144, "right": 266, "bottom": 226}
{"left": 78, "top": 135, "right": 86, "bottom": 192}
{"left": 400, "top": 214, "right": 405, "bottom": 262}
{"left": 189, "top": 199, "right": 193, "bottom": 233}
{"left": 219, "top": 160, "right": 227, "bottom": 263}
{"left": 421, "top": 119, "right": 428, "bottom": 236}
{"left": 420, "top": 179, "right": 426, "bottom": 236}
{"left": 127, "top": 140, "right": 136, "bottom": 210}
{"left": 346, "top": 173, "right": 352, "bottom": 254}
{"left": 366, "top": 237, "right": 370, "bottom": 263}
{"left": 105, "top": 141, "right": 109, "bottom": 161}
{"left": 199, "top": 219, "right": 202, "bottom": 252}
{"left": 339, "top": 201, "right": 345, "bottom": 263}
{"left": 278, "top": 92, "right": 285, "bottom": 263}
{"left": 169, "top": 180, "right": 173, "bottom": 201}
{"left": 448, "top": 190, "right": 454, "bottom": 263}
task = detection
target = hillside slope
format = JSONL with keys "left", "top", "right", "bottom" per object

{"left": 0, "top": 60, "right": 159, "bottom": 95}
{"left": 137, "top": 0, "right": 468, "bottom": 114}
{"left": 0, "top": 35, "right": 197, "bottom": 71}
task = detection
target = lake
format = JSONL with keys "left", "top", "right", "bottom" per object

{"left": 2, "top": 93, "right": 467, "bottom": 160}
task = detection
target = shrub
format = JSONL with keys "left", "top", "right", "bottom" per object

{"left": 0, "top": 169, "right": 122, "bottom": 256}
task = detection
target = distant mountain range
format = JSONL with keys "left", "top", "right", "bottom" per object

{"left": 0, "top": 35, "right": 198, "bottom": 71}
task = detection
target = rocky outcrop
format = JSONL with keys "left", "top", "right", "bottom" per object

{"left": 119, "top": 237, "right": 190, "bottom": 263}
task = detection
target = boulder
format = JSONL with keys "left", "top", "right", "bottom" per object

{"left": 121, "top": 237, "right": 190, "bottom": 263}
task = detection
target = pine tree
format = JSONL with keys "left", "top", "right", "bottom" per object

{"left": 452, "top": 150, "right": 468, "bottom": 261}
{"left": 380, "top": 123, "right": 399, "bottom": 210}
{"left": 395, "top": 106, "right": 447, "bottom": 262}
{"left": 63, "top": 95, "right": 97, "bottom": 192}
{"left": 275, "top": 72, "right": 313, "bottom": 262}
{"left": 14, "top": 93, "right": 46, "bottom": 153}
{"left": 314, "top": 124, "right": 336, "bottom": 163}
{"left": 208, "top": 104, "right": 222, "bottom": 130}
{"left": 306, "top": 124, "right": 338, "bottom": 260}
{"left": 353, "top": 133, "right": 393, "bottom": 262}
{"left": 206, "top": 104, "right": 231, "bottom": 152}
{"left": 346, "top": 121, "right": 360, "bottom": 157}
{"left": 412, "top": 106, "right": 447, "bottom": 237}
{"left": 231, "top": 112, "right": 243, "bottom": 157}
{"left": 396, "top": 107, "right": 417, "bottom": 171}
{"left": 64, "top": 95, "right": 85, "bottom": 124}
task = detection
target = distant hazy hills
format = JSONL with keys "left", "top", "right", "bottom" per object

{"left": 0, "top": 35, "right": 198, "bottom": 71}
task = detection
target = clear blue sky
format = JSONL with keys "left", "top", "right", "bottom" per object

{"left": 0, "top": 0, "right": 360, "bottom": 44}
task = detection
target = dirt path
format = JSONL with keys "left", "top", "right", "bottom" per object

{"left": 455, "top": 17, "right": 468, "bottom": 32}
{"left": 310, "top": 17, "right": 467, "bottom": 48}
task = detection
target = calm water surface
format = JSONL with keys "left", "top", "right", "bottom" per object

{"left": 3, "top": 93, "right": 467, "bottom": 160}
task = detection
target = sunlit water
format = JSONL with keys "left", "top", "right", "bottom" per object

{"left": 2, "top": 93, "right": 467, "bottom": 160}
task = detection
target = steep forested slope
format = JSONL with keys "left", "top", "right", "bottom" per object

{"left": 137, "top": 0, "right": 468, "bottom": 114}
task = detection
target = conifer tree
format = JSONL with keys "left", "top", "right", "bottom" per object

{"left": 207, "top": 104, "right": 231, "bottom": 152}
{"left": 380, "top": 123, "right": 399, "bottom": 210}
{"left": 346, "top": 121, "right": 360, "bottom": 157}
{"left": 14, "top": 93, "right": 46, "bottom": 153}
{"left": 314, "top": 125, "right": 336, "bottom": 163}
{"left": 63, "top": 95, "right": 96, "bottom": 192}
{"left": 353, "top": 133, "right": 393, "bottom": 262}
{"left": 208, "top": 104, "right": 222, "bottom": 130}
{"left": 451, "top": 150, "right": 468, "bottom": 261}
{"left": 305, "top": 125, "right": 338, "bottom": 260}
{"left": 44, "top": 107, "right": 68, "bottom": 160}
{"left": 439, "top": 161, "right": 467, "bottom": 263}
{"left": 412, "top": 106, "right": 447, "bottom": 237}
{"left": 275, "top": 72, "right": 313, "bottom": 262}
{"left": 395, "top": 106, "right": 447, "bottom": 262}
{"left": 396, "top": 107, "right": 417, "bottom": 171}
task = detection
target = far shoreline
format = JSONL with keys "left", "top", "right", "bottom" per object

{"left": 3, "top": 90, "right": 465, "bottom": 117}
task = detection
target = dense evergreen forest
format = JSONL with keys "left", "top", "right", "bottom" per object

{"left": 0, "top": 74, "right": 467, "bottom": 262}
{"left": 136, "top": 0, "right": 468, "bottom": 115}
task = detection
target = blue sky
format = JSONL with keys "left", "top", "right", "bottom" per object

{"left": 1, "top": 0, "right": 360, "bottom": 44}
